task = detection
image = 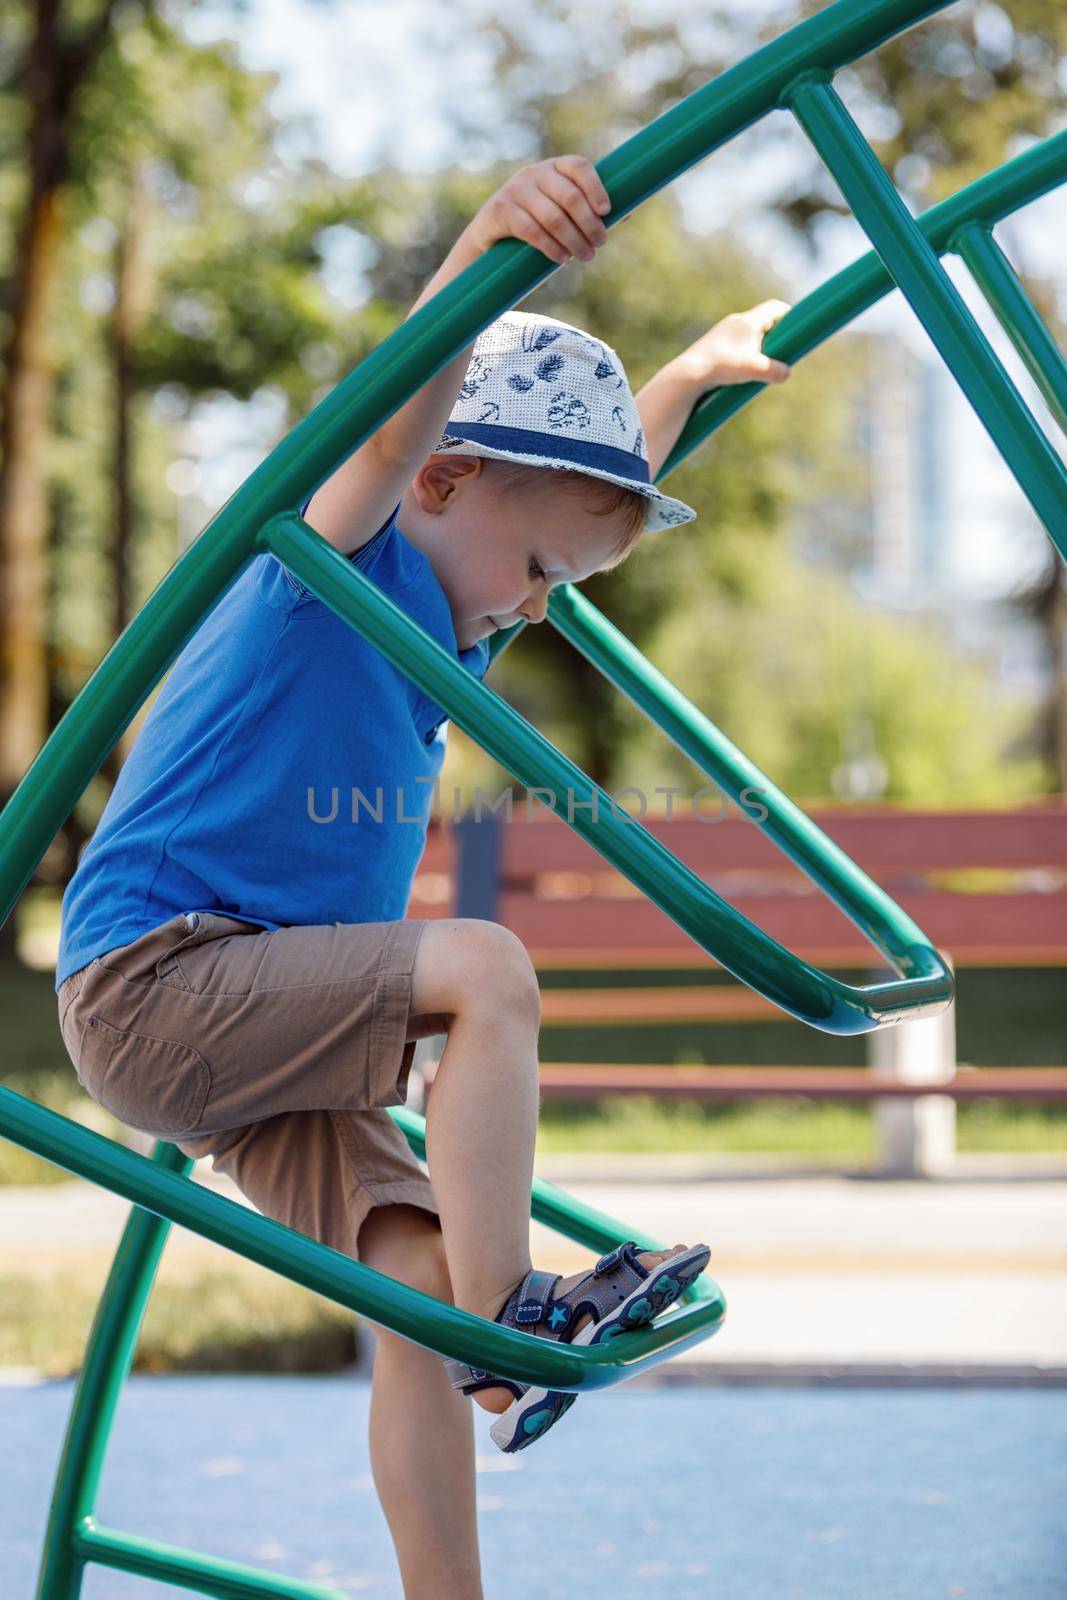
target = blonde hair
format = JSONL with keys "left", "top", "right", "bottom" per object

{"left": 482, "top": 459, "right": 647, "bottom": 568}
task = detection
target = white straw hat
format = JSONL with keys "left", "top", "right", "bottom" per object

{"left": 433, "top": 310, "right": 697, "bottom": 533}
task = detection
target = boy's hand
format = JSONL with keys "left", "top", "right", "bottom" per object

{"left": 307, "top": 156, "right": 609, "bottom": 554}
{"left": 676, "top": 299, "right": 793, "bottom": 390}
{"left": 463, "top": 155, "right": 612, "bottom": 267}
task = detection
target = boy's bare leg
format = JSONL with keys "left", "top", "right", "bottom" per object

{"left": 359, "top": 1203, "right": 484, "bottom": 1600}
{"left": 413, "top": 923, "right": 542, "bottom": 1327}
{"left": 413, "top": 921, "right": 694, "bottom": 1413}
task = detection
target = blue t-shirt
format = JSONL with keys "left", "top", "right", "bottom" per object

{"left": 55, "top": 504, "right": 490, "bottom": 991}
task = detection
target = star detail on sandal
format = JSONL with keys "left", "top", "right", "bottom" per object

{"left": 548, "top": 1304, "right": 570, "bottom": 1329}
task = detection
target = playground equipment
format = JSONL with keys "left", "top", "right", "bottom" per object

{"left": 2, "top": 0, "right": 1065, "bottom": 1593}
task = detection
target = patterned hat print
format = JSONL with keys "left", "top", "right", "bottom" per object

{"left": 433, "top": 310, "right": 697, "bottom": 534}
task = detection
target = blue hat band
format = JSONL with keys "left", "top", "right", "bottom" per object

{"left": 442, "top": 421, "right": 651, "bottom": 486}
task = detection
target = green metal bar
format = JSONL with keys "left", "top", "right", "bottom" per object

{"left": 265, "top": 512, "right": 950, "bottom": 1031}
{"left": 0, "top": 1090, "right": 723, "bottom": 1391}
{"left": 35, "top": 1142, "right": 191, "bottom": 1600}
{"left": 954, "top": 221, "right": 1067, "bottom": 437}
{"left": 652, "top": 128, "right": 1067, "bottom": 480}
{"left": 0, "top": 4, "right": 961, "bottom": 937}
{"left": 544, "top": 583, "right": 943, "bottom": 955}
{"left": 0, "top": 3, "right": 996, "bottom": 1035}
{"left": 785, "top": 76, "right": 1067, "bottom": 557}
{"left": 29, "top": 1092, "right": 723, "bottom": 1600}
{"left": 489, "top": 130, "right": 1067, "bottom": 676}
{"left": 75, "top": 1520, "right": 346, "bottom": 1600}
{"left": 27, "top": 1107, "right": 716, "bottom": 1600}
{"left": 13, "top": 9, "right": 1052, "bottom": 1597}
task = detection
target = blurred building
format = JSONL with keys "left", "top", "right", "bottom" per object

{"left": 795, "top": 330, "right": 1051, "bottom": 700}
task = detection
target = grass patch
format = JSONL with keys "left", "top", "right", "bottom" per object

{"left": 955, "top": 1099, "right": 1067, "bottom": 1153}
{"left": 535, "top": 1096, "right": 874, "bottom": 1158}
{"left": 0, "top": 1266, "right": 360, "bottom": 1377}
{"left": 534, "top": 1096, "right": 1067, "bottom": 1157}
{"left": 4, "top": 1072, "right": 1065, "bottom": 1188}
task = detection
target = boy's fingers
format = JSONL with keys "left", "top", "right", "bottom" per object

{"left": 499, "top": 153, "right": 612, "bottom": 263}
{"left": 751, "top": 298, "right": 792, "bottom": 329}
{"left": 523, "top": 185, "right": 596, "bottom": 261}
{"left": 761, "top": 356, "right": 791, "bottom": 382}
{"left": 507, "top": 200, "right": 571, "bottom": 265}
{"left": 552, "top": 152, "right": 611, "bottom": 216}
{"left": 542, "top": 166, "right": 608, "bottom": 251}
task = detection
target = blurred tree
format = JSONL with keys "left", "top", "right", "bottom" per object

{"left": 776, "top": 0, "right": 1067, "bottom": 790}
{"left": 623, "top": 543, "right": 1043, "bottom": 804}
{"left": 996, "top": 262, "right": 1067, "bottom": 791}
{"left": 2, "top": 0, "right": 1061, "bottom": 980}
{"left": 442, "top": 0, "right": 1067, "bottom": 796}
{"left": 780, "top": 0, "right": 1067, "bottom": 223}
{"left": 0, "top": 1, "right": 128, "bottom": 893}
{"left": 0, "top": 2, "right": 369, "bottom": 945}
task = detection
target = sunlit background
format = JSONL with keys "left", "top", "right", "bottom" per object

{"left": 1, "top": 8, "right": 1065, "bottom": 1593}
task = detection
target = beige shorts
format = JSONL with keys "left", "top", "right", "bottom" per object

{"left": 56, "top": 911, "right": 441, "bottom": 1258}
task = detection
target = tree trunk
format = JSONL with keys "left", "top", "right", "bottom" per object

{"left": 104, "top": 160, "right": 155, "bottom": 781}
{"left": 0, "top": 1, "right": 122, "bottom": 960}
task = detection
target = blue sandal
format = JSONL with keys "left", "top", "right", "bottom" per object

{"left": 444, "top": 1240, "right": 711, "bottom": 1453}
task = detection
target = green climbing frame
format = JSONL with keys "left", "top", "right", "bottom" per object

{"left": 2, "top": 0, "right": 1065, "bottom": 1593}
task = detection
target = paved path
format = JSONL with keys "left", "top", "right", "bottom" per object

{"left": 3, "top": 1377, "right": 1064, "bottom": 1598}
{"left": 3, "top": 1154, "right": 1065, "bottom": 1375}
{"left": 530, "top": 1158, "right": 1067, "bottom": 1374}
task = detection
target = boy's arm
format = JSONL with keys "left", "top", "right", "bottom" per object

{"left": 635, "top": 300, "right": 793, "bottom": 481}
{"left": 633, "top": 360, "right": 708, "bottom": 482}
{"left": 303, "top": 155, "right": 612, "bottom": 556}
{"left": 301, "top": 231, "right": 483, "bottom": 555}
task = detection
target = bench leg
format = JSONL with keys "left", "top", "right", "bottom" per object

{"left": 869, "top": 954, "right": 957, "bottom": 1177}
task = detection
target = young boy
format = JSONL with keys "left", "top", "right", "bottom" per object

{"left": 55, "top": 154, "right": 789, "bottom": 1596}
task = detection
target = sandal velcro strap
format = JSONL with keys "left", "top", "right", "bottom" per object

{"left": 594, "top": 1240, "right": 642, "bottom": 1277}
{"left": 512, "top": 1268, "right": 561, "bottom": 1327}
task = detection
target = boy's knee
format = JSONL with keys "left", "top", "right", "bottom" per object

{"left": 412, "top": 918, "right": 540, "bottom": 1025}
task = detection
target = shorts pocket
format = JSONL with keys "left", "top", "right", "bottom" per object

{"left": 153, "top": 913, "right": 209, "bottom": 992}
{"left": 78, "top": 1014, "right": 211, "bottom": 1138}
{"left": 153, "top": 912, "right": 265, "bottom": 995}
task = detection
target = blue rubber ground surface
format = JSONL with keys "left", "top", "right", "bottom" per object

{"left": 3, "top": 1377, "right": 1064, "bottom": 1598}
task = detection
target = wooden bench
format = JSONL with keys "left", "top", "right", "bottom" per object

{"left": 408, "top": 805, "right": 1067, "bottom": 1160}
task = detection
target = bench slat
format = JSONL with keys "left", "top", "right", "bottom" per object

{"left": 539, "top": 986, "right": 783, "bottom": 1024}
{"left": 534, "top": 1064, "right": 1067, "bottom": 1101}
{"left": 496, "top": 806, "right": 1067, "bottom": 875}
{"left": 500, "top": 889, "right": 1067, "bottom": 960}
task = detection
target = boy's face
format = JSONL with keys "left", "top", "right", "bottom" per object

{"left": 398, "top": 455, "right": 636, "bottom": 653}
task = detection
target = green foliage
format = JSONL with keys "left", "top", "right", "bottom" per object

{"left": 535, "top": 1095, "right": 1067, "bottom": 1157}
{"left": 825, "top": 1, "right": 1067, "bottom": 209}
{"left": 441, "top": 0, "right": 1065, "bottom": 800}
{"left": 4, "top": 0, "right": 1058, "bottom": 840}
{"left": 622, "top": 545, "right": 1043, "bottom": 803}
